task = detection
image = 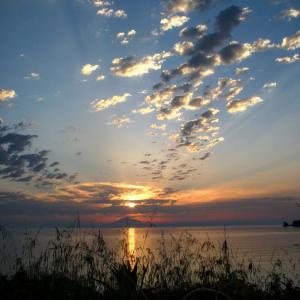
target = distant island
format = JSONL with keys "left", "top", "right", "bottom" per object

{"left": 105, "top": 217, "right": 148, "bottom": 228}
{"left": 283, "top": 220, "right": 300, "bottom": 227}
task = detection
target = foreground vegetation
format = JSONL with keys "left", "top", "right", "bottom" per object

{"left": 0, "top": 224, "right": 299, "bottom": 300}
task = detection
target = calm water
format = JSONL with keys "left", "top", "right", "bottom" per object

{"left": 6, "top": 225, "right": 300, "bottom": 258}
{"left": 2, "top": 225, "right": 300, "bottom": 274}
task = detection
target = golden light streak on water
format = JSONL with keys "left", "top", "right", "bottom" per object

{"left": 128, "top": 227, "right": 135, "bottom": 254}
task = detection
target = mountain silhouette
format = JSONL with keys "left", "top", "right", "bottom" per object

{"left": 108, "top": 216, "right": 146, "bottom": 228}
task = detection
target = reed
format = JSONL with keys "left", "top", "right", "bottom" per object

{"left": 0, "top": 224, "right": 299, "bottom": 300}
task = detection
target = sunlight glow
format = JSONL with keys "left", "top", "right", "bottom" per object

{"left": 127, "top": 202, "right": 136, "bottom": 208}
{"left": 123, "top": 191, "right": 154, "bottom": 201}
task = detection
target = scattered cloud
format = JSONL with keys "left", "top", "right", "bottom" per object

{"left": 164, "top": 0, "right": 220, "bottom": 14}
{"left": 150, "top": 123, "right": 166, "bottom": 131}
{"left": 224, "top": 86, "right": 243, "bottom": 101}
{"left": 0, "top": 89, "right": 16, "bottom": 102}
{"left": 277, "top": 8, "right": 300, "bottom": 21}
{"left": 116, "top": 29, "right": 136, "bottom": 44}
{"left": 25, "top": 72, "right": 40, "bottom": 80}
{"left": 179, "top": 24, "right": 207, "bottom": 39}
{"left": 160, "top": 15, "right": 190, "bottom": 31}
{"left": 107, "top": 115, "right": 133, "bottom": 128}
{"left": 219, "top": 38, "right": 275, "bottom": 64}
{"left": 132, "top": 106, "right": 155, "bottom": 115}
{"left": 111, "top": 51, "right": 173, "bottom": 77}
{"left": 263, "top": 82, "right": 277, "bottom": 90}
{"left": 91, "top": 93, "right": 131, "bottom": 111}
{"left": 81, "top": 64, "right": 99, "bottom": 75}
{"left": 96, "top": 74, "right": 106, "bottom": 81}
{"left": 275, "top": 53, "right": 299, "bottom": 64}
{"left": 178, "top": 108, "right": 221, "bottom": 152}
{"left": 235, "top": 67, "right": 249, "bottom": 75}
{"left": 0, "top": 124, "right": 77, "bottom": 187}
{"left": 97, "top": 8, "right": 127, "bottom": 18}
{"left": 93, "top": 0, "right": 112, "bottom": 6}
{"left": 174, "top": 41, "right": 194, "bottom": 55}
{"left": 281, "top": 30, "right": 300, "bottom": 50}
{"left": 227, "top": 96, "right": 263, "bottom": 113}
{"left": 36, "top": 96, "right": 44, "bottom": 102}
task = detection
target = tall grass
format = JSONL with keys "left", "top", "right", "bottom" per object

{"left": 0, "top": 224, "right": 299, "bottom": 300}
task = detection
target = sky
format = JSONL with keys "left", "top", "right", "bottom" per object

{"left": 0, "top": 0, "right": 300, "bottom": 227}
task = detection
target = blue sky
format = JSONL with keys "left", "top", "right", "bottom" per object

{"left": 0, "top": 0, "right": 300, "bottom": 226}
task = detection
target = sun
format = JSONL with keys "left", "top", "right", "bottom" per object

{"left": 126, "top": 202, "right": 136, "bottom": 208}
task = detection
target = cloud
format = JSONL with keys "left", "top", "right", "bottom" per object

{"left": 96, "top": 74, "right": 105, "bottom": 81}
{"left": 164, "top": 0, "right": 220, "bottom": 14}
{"left": 188, "top": 96, "right": 210, "bottom": 108}
{"left": 145, "top": 84, "right": 192, "bottom": 109}
{"left": 204, "top": 77, "right": 239, "bottom": 101}
{"left": 263, "top": 82, "right": 277, "bottom": 90}
{"left": 227, "top": 96, "right": 263, "bottom": 113}
{"left": 174, "top": 41, "right": 194, "bottom": 55}
{"left": 111, "top": 51, "right": 173, "bottom": 77}
{"left": 0, "top": 189, "right": 298, "bottom": 226}
{"left": 235, "top": 67, "right": 249, "bottom": 75}
{"left": 0, "top": 124, "right": 77, "bottom": 187}
{"left": 97, "top": 8, "right": 127, "bottom": 18}
{"left": 116, "top": 29, "right": 136, "bottom": 44}
{"left": 183, "top": 6, "right": 251, "bottom": 56}
{"left": 179, "top": 108, "right": 220, "bottom": 150}
{"left": 150, "top": 123, "right": 166, "bottom": 131}
{"left": 199, "top": 152, "right": 210, "bottom": 160}
{"left": 93, "top": 1, "right": 112, "bottom": 6}
{"left": 0, "top": 89, "right": 16, "bottom": 102}
{"left": 157, "top": 6, "right": 252, "bottom": 86}
{"left": 277, "top": 8, "right": 300, "bottom": 21}
{"left": 114, "top": 10, "right": 127, "bottom": 18}
{"left": 132, "top": 106, "right": 155, "bottom": 115}
{"left": 127, "top": 29, "right": 136, "bottom": 37}
{"left": 160, "top": 15, "right": 190, "bottom": 31}
{"left": 91, "top": 93, "right": 131, "bottom": 111}
{"left": 24, "top": 72, "right": 40, "bottom": 80}
{"left": 96, "top": 8, "right": 114, "bottom": 16}
{"left": 157, "top": 93, "right": 194, "bottom": 120}
{"left": 219, "top": 42, "right": 253, "bottom": 64}
{"left": 215, "top": 6, "right": 251, "bottom": 34}
{"left": 179, "top": 24, "right": 207, "bottom": 39}
{"left": 219, "top": 39, "right": 274, "bottom": 64}
{"left": 224, "top": 86, "right": 243, "bottom": 101}
{"left": 81, "top": 64, "right": 99, "bottom": 75}
{"left": 188, "top": 52, "right": 220, "bottom": 68}
{"left": 275, "top": 53, "right": 299, "bottom": 64}
{"left": 107, "top": 115, "right": 133, "bottom": 128}
{"left": 281, "top": 30, "right": 300, "bottom": 50}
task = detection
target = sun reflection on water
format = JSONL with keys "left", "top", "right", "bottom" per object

{"left": 128, "top": 227, "right": 135, "bottom": 256}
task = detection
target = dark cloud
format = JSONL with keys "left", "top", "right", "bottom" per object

{"left": 0, "top": 190, "right": 298, "bottom": 226}
{"left": 188, "top": 52, "right": 218, "bottom": 68}
{"left": 215, "top": 5, "right": 249, "bottom": 34}
{"left": 0, "top": 124, "right": 79, "bottom": 187}
{"left": 199, "top": 152, "right": 211, "bottom": 160}
{"left": 0, "top": 132, "right": 37, "bottom": 154}
{"left": 179, "top": 24, "right": 207, "bottom": 40}
{"left": 219, "top": 42, "right": 251, "bottom": 64}
{"left": 194, "top": 32, "right": 228, "bottom": 53}
{"left": 158, "top": 5, "right": 251, "bottom": 86}
{"left": 189, "top": 6, "right": 250, "bottom": 55}
{"left": 49, "top": 161, "right": 59, "bottom": 167}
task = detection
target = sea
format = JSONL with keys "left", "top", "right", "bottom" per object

{"left": 1, "top": 225, "right": 300, "bottom": 274}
